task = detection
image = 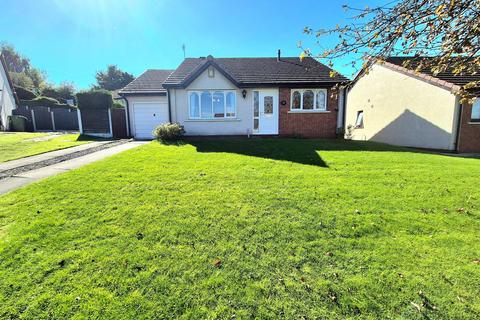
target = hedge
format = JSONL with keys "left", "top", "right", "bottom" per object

{"left": 76, "top": 90, "right": 113, "bottom": 110}
{"left": 14, "top": 86, "right": 37, "bottom": 100}
{"left": 20, "top": 96, "right": 70, "bottom": 108}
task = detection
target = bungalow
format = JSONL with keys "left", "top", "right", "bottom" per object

{"left": 345, "top": 57, "right": 480, "bottom": 153}
{"left": 119, "top": 53, "right": 348, "bottom": 139}
{"left": 0, "top": 54, "right": 19, "bottom": 131}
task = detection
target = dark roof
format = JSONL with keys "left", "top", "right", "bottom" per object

{"left": 0, "top": 54, "right": 19, "bottom": 105}
{"left": 163, "top": 56, "right": 349, "bottom": 88}
{"left": 119, "top": 69, "right": 174, "bottom": 95}
{"left": 386, "top": 57, "right": 480, "bottom": 88}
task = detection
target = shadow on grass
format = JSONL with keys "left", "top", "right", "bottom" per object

{"left": 183, "top": 137, "right": 423, "bottom": 167}
{"left": 76, "top": 134, "right": 106, "bottom": 142}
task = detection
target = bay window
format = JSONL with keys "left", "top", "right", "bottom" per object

{"left": 189, "top": 90, "right": 236, "bottom": 119}
{"left": 291, "top": 89, "right": 328, "bottom": 111}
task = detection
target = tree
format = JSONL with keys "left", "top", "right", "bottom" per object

{"left": 0, "top": 43, "right": 47, "bottom": 93}
{"left": 42, "top": 82, "right": 76, "bottom": 101}
{"left": 94, "top": 65, "right": 134, "bottom": 91}
{"left": 302, "top": 0, "right": 479, "bottom": 98}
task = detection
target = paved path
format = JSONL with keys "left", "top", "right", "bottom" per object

{"left": 0, "top": 141, "right": 148, "bottom": 195}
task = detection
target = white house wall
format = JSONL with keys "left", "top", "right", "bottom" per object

{"left": 346, "top": 64, "right": 458, "bottom": 150}
{"left": 170, "top": 67, "right": 253, "bottom": 135}
{"left": 0, "top": 63, "right": 16, "bottom": 131}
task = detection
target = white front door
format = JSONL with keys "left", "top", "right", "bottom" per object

{"left": 253, "top": 89, "right": 278, "bottom": 135}
{"left": 133, "top": 102, "right": 169, "bottom": 139}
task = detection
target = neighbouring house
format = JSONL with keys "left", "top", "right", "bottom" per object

{"left": 119, "top": 53, "right": 348, "bottom": 139}
{"left": 0, "top": 54, "right": 19, "bottom": 131}
{"left": 345, "top": 57, "right": 480, "bottom": 152}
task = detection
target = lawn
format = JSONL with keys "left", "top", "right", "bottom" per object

{"left": 0, "top": 138, "right": 479, "bottom": 319}
{"left": 0, "top": 132, "right": 94, "bottom": 163}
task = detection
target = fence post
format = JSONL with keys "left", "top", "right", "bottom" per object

{"left": 77, "top": 108, "right": 83, "bottom": 134}
{"left": 108, "top": 108, "right": 113, "bottom": 138}
{"left": 51, "top": 110, "right": 56, "bottom": 131}
{"left": 31, "top": 109, "right": 36, "bottom": 131}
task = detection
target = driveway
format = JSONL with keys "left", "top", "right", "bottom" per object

{"left": 0, "top": 141, "right": 148, "bottom": 195}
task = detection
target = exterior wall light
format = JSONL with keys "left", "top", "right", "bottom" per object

{"left": 242, "top": 89, "right": 247, "bottom": 99}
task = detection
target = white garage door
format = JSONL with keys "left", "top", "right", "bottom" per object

{"left": 133, "top": 102, "right": 169, "bottom": 139}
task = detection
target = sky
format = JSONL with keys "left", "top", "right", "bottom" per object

{"left": 0, "top": 0, "right": 380, "bottom": 89}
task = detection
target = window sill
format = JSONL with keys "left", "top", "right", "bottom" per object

{"left": 288, "top": 110, "right": 330, "bottom": 114}
{"left": 468, "top": 121, "right": 480, "bottom": 125}
{"left": 185, "top": 118, "right": 241, "bottom": 122}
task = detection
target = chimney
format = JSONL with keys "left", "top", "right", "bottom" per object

{"left": 277, "top": 49, "right": 281, "bottom": 62}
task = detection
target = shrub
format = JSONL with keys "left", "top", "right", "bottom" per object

{"left": 14, "top": 86, "right": 37, "bottom": 100}
{"left": 76, "top": 90, "right": 113, "bottom": 110}
{"left": 153, "top": 123, "right": 185, "bottom": 141}
{"left": 113, "top": 101, "right": 124, "bottom": 109}
{"left": 20, "top": 96, "right": 69, "bottom": 108}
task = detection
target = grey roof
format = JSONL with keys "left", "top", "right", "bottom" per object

{"left": 163, "top": 56, "right": 349, "bottom": 88}
{"left": 386, "top": 57, "right": 480, "bottom": 88}
{"left": 119, "top": 69, "right": 174, "bottom": 94}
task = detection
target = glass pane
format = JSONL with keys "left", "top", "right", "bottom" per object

{"left": 254, "top": 118, "right": 259, "bottom": 130}
{"left": 264, "top": 96, "right": 273, "bottom": 114}
{"left": 213, "top": 91, "right": 225, "bottom": 118}
{"left": 189, "top": 92, "right": 200, "bottom": 118}
{"left": 355, "top": 111, "right": 364, "bottom": 127}
{"left": 303, "top": 90, "right": 314, "bottom": 109}
{"left": 226, "top": 92, "right": 236, "bottom": 117}
{"left": 254, "top": 91, "right": 259, "bottom": 117}
{"left": 201, "top": 91, "right": 212, "bottom": 118}
{"left": 292, "top": 91, "right": 301, "bottom": 109}
{"left": 316, "top": 91, "right": 326, "bottom": 110}
{"left": 472, "top": 99, "right": 480, "bottom": 120}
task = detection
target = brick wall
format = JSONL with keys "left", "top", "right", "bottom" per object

{"left": 278, "top": 88, "right": 338, "bottom": 138}
{"left": 457, "top": 101, "right": 480, "bottom": 153}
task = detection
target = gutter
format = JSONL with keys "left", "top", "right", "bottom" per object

{"left": 119, "top": 93, "right": 131, "bottom": 137}
{"left": 342, "top": 86, "right": 347, "bottom": 129}
{"left": 167, "top": 88, "right": 172, "bottom": 123}
{"left": 454, "top": 100, "right": 463, "bottom": 152}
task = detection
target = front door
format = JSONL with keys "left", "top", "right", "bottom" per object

{"left": 253, "top": 89, "right": 278, "bottom": 134}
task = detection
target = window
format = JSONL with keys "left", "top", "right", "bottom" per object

{"left": 189, "top": 92, "right": 200, "bottom": 118}
{"left": 290, "top": 89, "right": 327, "bottom": 111}
{"left": 264, "top": 96, "right": 273, "bottom": 114}
{"left": 189, "top": 90, "right": 236, "bottom": 119}
{"left": 303, "top": 90, "right": 314, "bottom": 109}
{"left": 292, "top": 91, "right": 301, "bottom": 109}
{"left": 355, "top": 111, "right": 364, "bottom": 128}
{"left": 201, "top": 91, "right": 212, "bottom": 118}
{"left": 471, "top": 98, "right": 480, "bottom": 122}
{"left": 226, "top": 92, "right": 236, "bottom": 117}
{"left": 253, "top": 91, "right": 259, "bottom": 117}
{"left": 213, "top": 91, "right": 224, "bottom": 118}
{"left": 316, "top": 91, "right": 326, "bottom": 110}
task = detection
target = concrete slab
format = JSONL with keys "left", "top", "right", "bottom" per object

{"left": 0, "top": 141, "right": 113, "bottom": 172}
{"left": 0, "top": 141, "right": 148, "bottom": 195}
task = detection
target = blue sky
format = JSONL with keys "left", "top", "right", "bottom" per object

{"left": 1, "top": 0, "right": 378, "bottom": 89}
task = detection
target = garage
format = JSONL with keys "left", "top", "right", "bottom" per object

{"left": 132, "top": 102, "right": 169, "bottom": 139}
{"left": 118, "top": 69, "right": 175, "bottom": 139}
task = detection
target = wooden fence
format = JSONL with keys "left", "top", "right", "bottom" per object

{"left": 12, "top": 105, "right": 78, "bottom": 131}
{"left": 78, "top": 108, "right": 127, "bottom": 139}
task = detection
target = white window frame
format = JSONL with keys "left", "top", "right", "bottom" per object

{"left": 355, "top": 110, "right": 364, "bottom": 128}
{"left": 471, "top": 98, "right": 480, "bottom": 122}
{"left": 188, "top": 90, "right": 237, "bottom": 120}
{"left": 290, "top": 89, "right": 328, "bottom": 112}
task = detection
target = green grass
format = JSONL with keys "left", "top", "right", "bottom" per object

{"left": 0, "top": 138, "right": 479, "bottom": 319}
{"left": 0, "top": 132, "right": 95, "bottom": 163}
